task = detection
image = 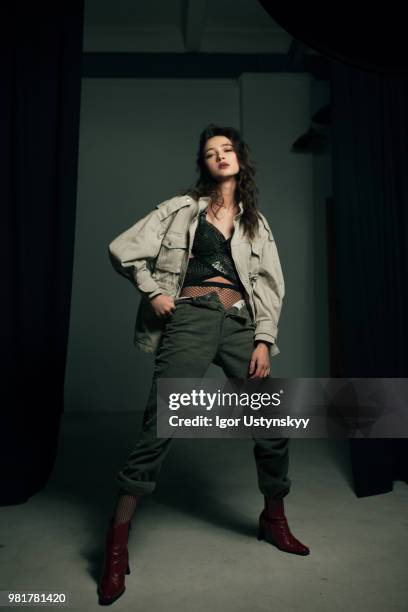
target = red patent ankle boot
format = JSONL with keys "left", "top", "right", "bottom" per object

{"left": 257, "top": 496, "right": 310, "bottom": 556}
{"left": 97, "top": 518, "right": 132, "bottom": 605}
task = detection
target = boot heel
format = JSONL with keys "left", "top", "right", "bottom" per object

{"left": 126, "top": 563, "right": 131, "bottom": 575}
{"left": 257, "top": 524, "right": 265, "bottom": 541}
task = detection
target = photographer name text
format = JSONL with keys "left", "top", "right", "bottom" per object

{"left": 168, "top": 415, "right": 310, "bottom": 429}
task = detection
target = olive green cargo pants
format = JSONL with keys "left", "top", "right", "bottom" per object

{"left": 116, "top": 292, "right": 291, "bottom": 499}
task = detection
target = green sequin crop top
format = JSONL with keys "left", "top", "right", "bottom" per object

{"left": 182, "top": 209, "right": 246, "bottom": 293}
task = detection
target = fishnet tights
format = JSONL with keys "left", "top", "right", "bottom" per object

{"left": 179, "top": 283, "right": 244, "bottom": 309}
{"left": 113, "top": 489, "right": 140, "bottom": 525}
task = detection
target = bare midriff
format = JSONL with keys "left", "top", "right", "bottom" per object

{"left": 179, "top": 255, "right": 245, "bottom": 309}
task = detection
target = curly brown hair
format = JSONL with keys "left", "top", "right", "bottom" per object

{"left": 180, "top": 123, "right": 262, "bottom": 241}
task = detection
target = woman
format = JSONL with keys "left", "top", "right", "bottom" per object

{"left": 98, "top": 124, "right": 309, "bottom": 606}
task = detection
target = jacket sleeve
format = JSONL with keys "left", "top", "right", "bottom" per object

{"left": 108, "top": 209, "right": 164, "bottom": 300}
{"left": 252, "top": 235, "right": 285, "bottom": 346}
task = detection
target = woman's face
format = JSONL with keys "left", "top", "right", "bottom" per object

{"left": 203, "top": 136, "right": 240, "bottom": 181}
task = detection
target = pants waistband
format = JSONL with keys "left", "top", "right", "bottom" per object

{"left": 174, "top": 292, "right": 252, "bottom": 323}
{"left": 176, "top": 295, "right": 245, "bottom": 309}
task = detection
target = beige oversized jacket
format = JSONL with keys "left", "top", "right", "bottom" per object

{"left": 108, "top": 194, "right": 285, "bottom": 358}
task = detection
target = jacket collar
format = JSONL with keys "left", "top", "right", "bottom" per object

{"left": 198, "top": 196, "right": 244, "bottom": 219}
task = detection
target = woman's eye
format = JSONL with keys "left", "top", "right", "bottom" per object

{"left": 206, "top": 148, "right": 233, "bottom": 159}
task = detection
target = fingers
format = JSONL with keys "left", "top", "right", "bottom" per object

{"left": 163, "top": 307, "right": 175, "bottom": 318}
{"left": 160, "top": 297, "right": 176, "bottom": 318}
{"left": 248, "top": 356, "right": 271, "bottom": 378}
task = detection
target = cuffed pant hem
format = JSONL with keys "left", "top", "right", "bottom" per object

{"left": 115, "top": 474, "right": 156, "bottom": 497}
{"left": 258, "top": 486, "right": 291, "bottom": 499}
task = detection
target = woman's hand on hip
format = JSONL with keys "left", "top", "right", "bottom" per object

{"left": 149, "top": 294, "right": 176, "bottom": 319}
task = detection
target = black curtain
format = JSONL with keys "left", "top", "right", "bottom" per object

{"left": 0, "top": 2, "right": 84, "bottom": 504}
{"left": 329, "top": 60, "right": 408, "bottom": 495}
{"left": 257, "top": 0, "right": 408, "bottom": 498}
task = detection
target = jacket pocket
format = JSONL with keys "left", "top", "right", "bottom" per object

{"left": 154, "top": 231, "right": 188, "bottom": 273}
{"left": 248, "top": 240, "right": 263, "bottom": 280}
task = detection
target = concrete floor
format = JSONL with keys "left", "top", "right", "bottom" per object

{"left": 1, "top": 411, "right": 407, "bottom": 612}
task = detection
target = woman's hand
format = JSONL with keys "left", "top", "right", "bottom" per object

{"left": 149, "top": 294, "right": 176, "bottom": 319}
{"left": 249, "top": 342, "right": 271, "bottom": 378}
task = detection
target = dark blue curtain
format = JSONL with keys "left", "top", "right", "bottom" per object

{"left": 0, "top": 2, "right": 84, "bottom": 504}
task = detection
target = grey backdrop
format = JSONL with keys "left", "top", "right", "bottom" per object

{"left": 65, "top": 73, "right": 331, "bottom": 412}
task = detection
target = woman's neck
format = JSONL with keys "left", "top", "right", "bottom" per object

{"left": 215, "top": 178, "right": 237, "bottom": 209}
